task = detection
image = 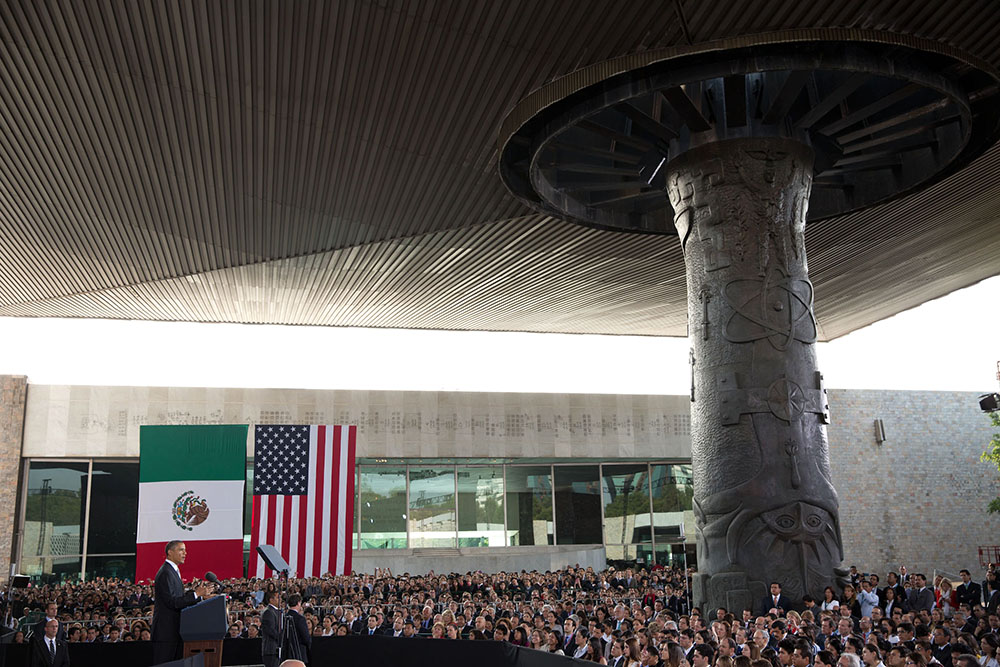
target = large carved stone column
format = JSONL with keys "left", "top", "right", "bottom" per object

{"left": 499, "top": 34, "right": 1000, "bottom": 612}
{"left": 666, "top": 138, "right": 842, "bottom": 613}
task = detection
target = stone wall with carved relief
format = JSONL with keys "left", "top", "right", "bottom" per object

{"left": 22, "top": 385, "right": 693, "bottom": 461}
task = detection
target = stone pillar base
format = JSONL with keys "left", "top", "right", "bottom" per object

{"left": 692, "top": 572, "right": 767, "bottom": 614}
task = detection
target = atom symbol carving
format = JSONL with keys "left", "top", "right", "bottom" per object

{"left": 723, "top": 264, "right": 817, "bottom": 350}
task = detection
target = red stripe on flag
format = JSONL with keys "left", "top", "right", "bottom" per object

{"left": 297, "top": 490, "right": 309, "bottom": 578}
{"left": 345, "top": 425, "right": 357, "bottom": 574}
{"left": 312, "top": 425, "right": 326, "bottom": 576}
{"left": 264, "top": 495, "right": 276, "bottom": 579}
{"left": 281, "top": 493, "right": 293, "bottom": 571}
{"left": 249, "top": 494, "right": 261, "bottom": 578}
{"left": 136, "top": 540, "right": 244, "bottom": 583}
{"left": 330, "top": 426, "right": 341, "bottom": 577}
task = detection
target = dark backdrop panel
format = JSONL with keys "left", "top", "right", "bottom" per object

{"left": 0, "top": 636, "right": 590, "bottom": 667}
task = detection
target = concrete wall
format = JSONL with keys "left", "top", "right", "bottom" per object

{"left": 351, "top": 545, "right": 606, "bottom": 576}
{"left": 827, "top": 389, "right": 1000, "bottom": 577}
{"left": 0, "top": 376, "right": 27, "bottom": 578}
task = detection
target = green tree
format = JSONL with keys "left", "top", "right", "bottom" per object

{"left": 983, "top": 411, "right": 1000, "bottom": 514}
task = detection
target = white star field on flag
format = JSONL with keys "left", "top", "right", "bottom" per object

{"left": 253, "top": 425, "right": 309, "bottom": 495}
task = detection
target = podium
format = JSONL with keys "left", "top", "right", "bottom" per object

{"left": 180, "top": 596, "right": 228, "bottom": 667}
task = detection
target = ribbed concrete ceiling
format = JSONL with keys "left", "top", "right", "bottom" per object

{"left": 0, "top": 0, "right": 998, "bottom": 340}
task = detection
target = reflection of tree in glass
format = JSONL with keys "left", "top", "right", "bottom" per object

{"left": 480, "top": 494, "right": 503, "bottom": 524}
{"left": 651, "top": 483, "right": 694, "bottom": 512}
{"left": 531, "top": 492, "right": 552, "bottom": 521}
{"left": 358, "top": 489, "right": 406, "bottom": 529}
{"left": 26, "top": 489, "right": 81, "bottom": 526}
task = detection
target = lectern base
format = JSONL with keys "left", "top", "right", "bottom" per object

{"left": 183, "top": 640, "right": 223, "bottom": 667}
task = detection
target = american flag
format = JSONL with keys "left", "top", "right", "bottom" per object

{"left": 249, "top": 425, "right": 356, "bottom": 578}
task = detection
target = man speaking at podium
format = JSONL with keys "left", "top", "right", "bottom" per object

{"left": 152, "top": 540, "right": 210, "bottom": 664}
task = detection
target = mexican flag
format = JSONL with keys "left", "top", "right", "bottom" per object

{"left": 136, "top": 425, "right": 247, "bottom": 582}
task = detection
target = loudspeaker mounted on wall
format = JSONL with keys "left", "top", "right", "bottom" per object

{"left": 874, "top": 418, "right": 886, "bottom": 444}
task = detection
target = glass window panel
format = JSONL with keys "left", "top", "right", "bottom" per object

{"left": 23, "top": 462, "right": 88, "bottom": 559}
{"left": 86, "top": 462, "right": 139, "bottom": 554}
{"left": 650, "top": 464, "right": 695, "bottom": 544}
{"left": 505, "top": 466, "right": 552, "bottom": 546}
{"left": 456, "top": 467, "right": 504, "bottom": 547}
{"left": 602, "top": 464, "right": 652, "bottom": 545}
{"left": 606, "top": 544, "right": 655, "bottom": 566}
{"left": 85, "top": 555, "right": 136, "bottom": 582}
{"left": 359, "top": 467, "right": 407, "bottom": 549}
{"left": 654, "top": 542, "right": 694, "bottom": 570}
{"left": 20, "top": 555, "right": 82, "bottom": 585}
{"left": 408, "top": 467, "right": 456, "bottom": 548}
{"left": 554, "top": 465, "right": 602, "bottom": 545}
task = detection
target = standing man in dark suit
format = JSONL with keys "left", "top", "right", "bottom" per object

{"left": 261, "top": 590, "right": 282, "bottom": 667}
{"left": 30, "top": 618, "right": 70, "bottom": 667}
{"left": 33, "top": 602, "right": 66, "bottom": 642}
{"left": 152, "top": 540, "right": 209, "bottom": 665}
{"left": 956, "top": 570, "right": 982, "bottom": 608}
{"left": 285, "top": 594, "right": 311, "bottom": 666}
{"left": 759, "top": 582, "right": 792, "bottom": 616}
{"left": 906, "top": 574, "right": 934, "bottom": 613}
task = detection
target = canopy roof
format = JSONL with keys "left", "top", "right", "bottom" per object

{"left": 0, "top": 1, "right": 998, "bottom": 340}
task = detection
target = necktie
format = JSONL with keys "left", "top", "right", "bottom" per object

{"left": 49, "top": 639, "right": 56, "bottom": 658}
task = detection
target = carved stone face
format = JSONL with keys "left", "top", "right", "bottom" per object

{"left": 760, "top": 501, "right": 831, "bottom": 544}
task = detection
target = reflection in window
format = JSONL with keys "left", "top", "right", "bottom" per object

{"left": 85, "top": 555, "right": 137, "bottom": 581}
{"left": 359, "top": 467, "right": 407, "bottom": 549}
{"left": 606, "top": 543, "right": 655, "bottom": 565}
{"left": 505, "top": 466, "right": 552, "bottom": 546}
{"left": 654, "top": 542, "right": 693, "bottom": 567}
{"left": 650, "top": 464, "right": 695, "bottom": 544}
{"left": 24, "top": 462, "right": 88, "bottom": 559}
{"left": 87, "top": 462, "right": 139, "bottom": 554}
{"left": 602, "top": 464, "right": 651, "bottom": 545}
{"left": 408, "top": 467, "right": 456, "bottom": 548}
{"left": 457, "top": 467, "right": 504, "bottom": 547}
{"left": 554, "top": 466, "right": 602, "bottom": 544}
{"left": 20, "top": 556, "right": 82, "bottom": 584}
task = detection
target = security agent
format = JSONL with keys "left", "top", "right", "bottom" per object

{"left": 30, "top": 618, "right": 70, "bottom": 667}
{"left": 261, "top": 590, "right": 282, "bottom": 667}
{"left": 283, "top": 594, "right": 311, "bottom": 665}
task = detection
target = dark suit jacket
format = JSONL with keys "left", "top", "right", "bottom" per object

{"left": 956, "top": 581, "right": 982, "bottom": 607}
{"left": 32, "top": 618, "right": 66, "bottom": 642}
{"left": 287, "top": 610, "right": 311, "bottom": 663}
{"left": 987, "top": 588, "right": 1000, "bottom": 615}
{"left": 932, "top": 643, "right": 953, "bottom": 667}
{"left": 151, "top": 561, "right": 198, "bottom": 644}
{"left": 30, "top": 637, "right": 70, "bottom": 667}
{"left": 906, "top": 587, "right": 934, "bottom": 612}
{"left": 261, "top": 605, "right": 281, "bottom": 656}
{"left": 759, "top": 594, "right": 792, "bottom": 615}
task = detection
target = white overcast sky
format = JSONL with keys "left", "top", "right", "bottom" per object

{"left": 0, "top": 275, "right": 998, "bottom": 394}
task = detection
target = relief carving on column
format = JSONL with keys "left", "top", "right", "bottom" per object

{"left": 668, "top": 138, "right": 845, "bottom": 608}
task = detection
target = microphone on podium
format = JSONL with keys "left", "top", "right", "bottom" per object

{"left": 203, "top": 571, "right": 222, "bottom": 598}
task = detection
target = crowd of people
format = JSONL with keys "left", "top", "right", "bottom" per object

{"left": 2, "top": 562, "right": 998, "bottom": 667}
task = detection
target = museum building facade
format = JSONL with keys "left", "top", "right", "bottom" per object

{"left": 1, "top": 377, "right": 996, "bottom": 583}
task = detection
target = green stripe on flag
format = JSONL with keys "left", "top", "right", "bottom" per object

{"left": 139, "top": 425, "right": 247, "bottom": 482}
